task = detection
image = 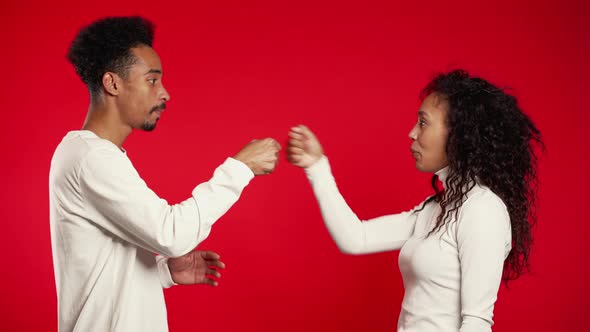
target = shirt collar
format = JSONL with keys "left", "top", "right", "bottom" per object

{"left": 435, "top": 166, "right": 450, "bottom": 189}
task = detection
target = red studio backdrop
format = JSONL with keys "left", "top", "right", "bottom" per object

{"left": 0, "top": 0, "right": 588, "bottom": 331}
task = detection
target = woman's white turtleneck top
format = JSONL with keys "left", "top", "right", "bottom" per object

{"left": 305, "top": 156, "right": 511, "bottom": 332}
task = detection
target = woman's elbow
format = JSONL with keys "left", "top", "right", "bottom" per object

{"left": 335, "top": 240, "right": 366, "bottom": 255}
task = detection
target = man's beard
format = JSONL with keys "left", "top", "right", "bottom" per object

{"left": 142, "top": 103, "right": 167, "bottom": 131}
{"left": 141, "top": 120, "right": 157, "bottom": 131}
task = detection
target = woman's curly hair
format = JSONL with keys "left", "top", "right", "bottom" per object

{"left": 417, "top": 69, "right": 544, "bottom": 283}
{"left": 67, "top": 16, "right": 154, "bottom": 97}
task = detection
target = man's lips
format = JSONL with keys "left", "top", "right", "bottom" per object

{"left": 150, "top": 103, "right": 167, "bottom": 114}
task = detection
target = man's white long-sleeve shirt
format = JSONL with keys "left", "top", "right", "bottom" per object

{"left": 49, "top": 130, "right": 254, "bottom": 332}
{"left": 305, "top": 156, "right": 511, "bottom": 332}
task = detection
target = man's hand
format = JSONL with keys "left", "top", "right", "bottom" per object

{"left": 287, "top": 125, "right": 324, "bottom": 168}
{"left": 233, "top": 138, "right": 281, "bottom": 175}
{"left": 167, "top": 250, "right": 225, "bottom": 286}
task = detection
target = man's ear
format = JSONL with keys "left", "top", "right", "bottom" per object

{"left": 102, "top": 72, "right": 122, "bottom": 96}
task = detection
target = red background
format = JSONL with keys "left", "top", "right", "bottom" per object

{"left": 1, "top": 0, "right": 589, "bottom": 331}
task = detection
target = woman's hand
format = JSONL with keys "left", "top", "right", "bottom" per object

{"left": 287, "top": 125, "right": 324, "bottom": 168}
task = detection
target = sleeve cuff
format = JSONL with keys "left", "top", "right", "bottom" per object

{"left": 156, "top": 255, "right": 177, "bottom": 289}
{"left": 225, "top": 157, "right": 255, "bottom": 185}
{"left": 304, "top": 155, "right": 332, "bottom": 182}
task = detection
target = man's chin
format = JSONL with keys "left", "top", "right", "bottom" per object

{"left": 140, "top": 122, "right": 157, "bottom": 132}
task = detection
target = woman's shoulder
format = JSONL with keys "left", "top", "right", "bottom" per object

{"left": 465, "top": 183, "right": 507, "bottom": 211}
{"left": 458, "top": 184, "right": 511, "bottom": 233}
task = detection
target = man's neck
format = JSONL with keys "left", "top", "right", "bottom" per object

{"left": 82, "top": 102, "right": 132, "bottom": 149}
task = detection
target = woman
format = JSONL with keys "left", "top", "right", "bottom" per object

{"left": 287, "top": 69, "right": 543, "bottom": 332}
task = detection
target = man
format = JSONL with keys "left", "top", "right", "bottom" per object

{"left": 49, "top": 16, "right": 280, "bottom": 332}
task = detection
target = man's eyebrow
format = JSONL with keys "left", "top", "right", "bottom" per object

{"left": 144, "top": 69, "right": 162, "bottom": 75}
{"left": 418, "top": 110, "right": 429, "bottom": 118}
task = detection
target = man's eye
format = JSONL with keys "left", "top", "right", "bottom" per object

{"left": 419, "top": 119, "right": 426, "bottom": 126}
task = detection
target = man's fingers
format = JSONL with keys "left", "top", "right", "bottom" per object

{"left": 201, "top": 277, "right": 218, "bottom": 287}
{"left": 272, "top": 139, "right": 282, "bottom": 151}
{"left": 206, "top": 268, "right": 222, "bottom": 278}
{"left": 261, "top": 138, "right": 281, "bottom": 150}
{"left": 263, "top": 163, "right": 277, "bottom": 174}
{"left": 199, "top": 251, "right": 220, "bottom": 260}
{"left": 206, "top": 259, "right": 226, "bottom": 269}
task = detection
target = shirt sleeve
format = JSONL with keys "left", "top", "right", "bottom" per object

{"left": 304, "top": 156, "right": 417, "bottom": 255}
{"left": 457, "top": 190, "right": 512, "bottom": 332}
{"left": 156, "top": 255, "right": 176, "bottom": 288}
{"left": 79, "top": 147, "right": 254, "bottom": 257}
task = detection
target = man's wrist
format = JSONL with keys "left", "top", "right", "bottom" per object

{"left": 156, "top": 256, "right": 177, "bottom": 288}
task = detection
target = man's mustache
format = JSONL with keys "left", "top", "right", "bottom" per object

{"left": 149, "top": 103, "right": 167, "bottom": 114}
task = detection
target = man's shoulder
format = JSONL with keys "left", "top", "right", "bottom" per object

{"left": 59, "top": 130, "right": 121, "bottom": 154}
{"left": 52, "top": 131, "right": 123, "bottom": 171}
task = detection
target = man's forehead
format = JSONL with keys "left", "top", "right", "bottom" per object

{"left": 130, "top": 45, "right": 162, "bottom": 71}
